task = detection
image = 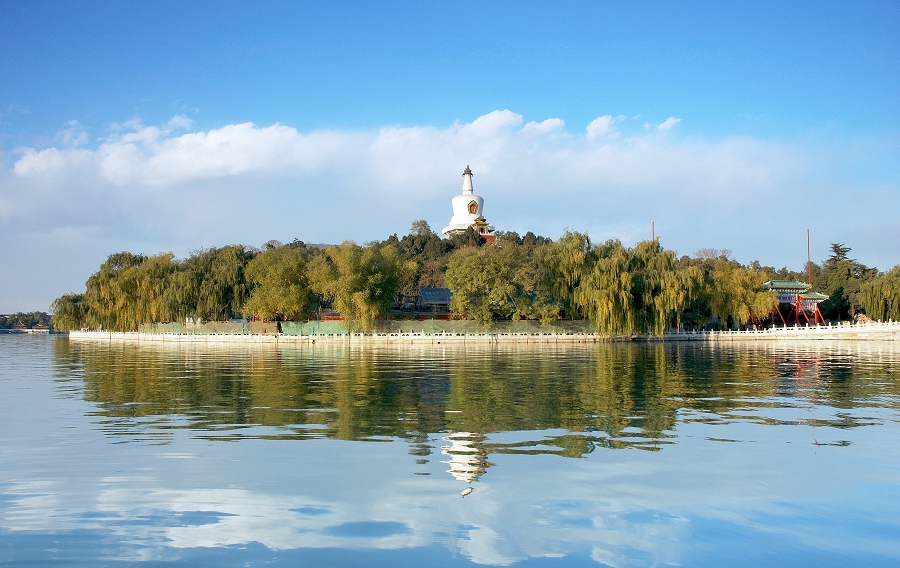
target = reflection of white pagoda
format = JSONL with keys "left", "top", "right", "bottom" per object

{"left": 441, "top": 432, "right": 489, "bottom": 483}
{"left": 441, "top": 166, "right": 496, "bottom": 242}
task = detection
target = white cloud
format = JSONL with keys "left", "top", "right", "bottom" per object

{"left": 97, "top": 122, "right": 349, "bottom": 187}
{"left": 658, "top": 117, "right": 681, "bottom": 130}
{"left": 459, "top": 109, "right": 523, "bottom": 137}
{"left": 521, "top": 118, "right": 565, "bottom": 136}
{"left": 0, "top": 109, "right": 898, "bottom": 311}
{"left": 55, "top": 120, "right": 88, "bottom": 147}
{"left": 165, "top": 114, "right": 193, "bottom": 130}
{"left": 586, "top": 115, "right": 624, "bottom": 141}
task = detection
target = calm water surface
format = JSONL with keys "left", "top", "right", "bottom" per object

{"left": 1, "top": 335, "right": 899, "bottom": 566}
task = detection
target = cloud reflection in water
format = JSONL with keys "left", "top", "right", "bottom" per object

{"left": 1, "top": 338, "right": 899, "bottom": 566}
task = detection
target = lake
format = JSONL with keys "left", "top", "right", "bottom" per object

{"left": 1, "top": 335, "right": 899, "bottom": 567}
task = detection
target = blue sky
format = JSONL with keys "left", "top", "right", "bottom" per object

{"left": 1, "top": 1, "right": 898, "bottom": 311}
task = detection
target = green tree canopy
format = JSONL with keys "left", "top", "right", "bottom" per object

{"left": 171, "top": 245, "right": 256, "bottom": 321}
{"left": 542, "top": 230, "right": 593, "bottom": 319}
{"left": 244, "top": 245, "right": 312, "bottom": 321}
{"left": 50, "top": 294, "right": 87, "bottom": 331}
{"left": 706, "top": 259, "right": 777, "bottom": 328}
{"left": 575, "top": 240, "right": 701, "bottom": 335}
{"left": 83, "top": 252, "right": 151, "bottom": 331}
{"left": 858, "top": 266, "right": 900, "bottom": 321}
{"left": 53, "top": 220, "right": 886, "bottom": 334}
{"left": 575, "top": 239, "right": 635, "bottom": 334}
{"left": 815, "top": 243, "right": 877, "bottom": 319}
{"left": 387, "top": 220, "right": 454, "bottom": 292}
{"left": 445, "top": 242, "right": 559, "bottom": 324}
{"left": 308, "top": 241, "right": 413, "bottom": 331}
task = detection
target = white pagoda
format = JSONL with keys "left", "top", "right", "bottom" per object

{"left": 441, "top": 166, "right": 495, "bottom": 241}
{"left": 440, "top": 432, "right": 489, "bottom": 483}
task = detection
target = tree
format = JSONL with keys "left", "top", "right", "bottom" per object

{"left": 445, "top": 242, "right": 559, "bottom": 324}
{"left": 174, "top": 246, "right": 256, "bottom": 321}
{"left": 626, "top": 240, "right": 688, "bottom": 335}
{"left": 494, "top": 231, "right": 522, "bottom": 245}
{"left": 828, "top": 243, "right": 851, "bottom": 262}
{"left": 694, "top": 248, "right": 732, "bottom": 261}
{"left": 576, "top": 240, "right": 700, "bottom": 335}
{"left": 244, "top": 245, "right": 312, "bottom": 321}
{"left": 409, "top": 219, "right": 432, "bottom": 236}
{"left": 390, "top": 221, "right": 453, "bottom": 293}
{"left": 137, "top": 253, "right": 178, "bottom": 323}
{"left": 447, "top": 227, "right": 486, "bottom": 249}
{"left": 541, "top": 231, "right": 593, "bottom": 319}
{"left": 575, "top": 240, "right": 635, "bottom": 334}
{"left": 2, "top": 311, "right": 53, "bottom": 330}
{"left": 50, "top": 294, "right": 87, "bottom": 331}
{"left": 446, "top": 245, "right": 517, "bottom": 323}
{"left": 815, "top": 243, "right": 877, "bottom": 319}
{"left": 521, "top": 231, "right": 552, "bottom": 248}
{"left": 79, "top": 252, "right": 179, "bottom": 331}
{"left": 858, "top": 266, "right": 900, "bottom": 321}
{"left": 56, "top": 223, "right": 863, "bottom": 335}
{"left": 308, "top": 241, "right": 413, "bottom": 331}
{"left": 82, "top": 252, "right": 148, "bottom": 331}
{"left": 705, "top": 259, "right": 777, "bottom": 329}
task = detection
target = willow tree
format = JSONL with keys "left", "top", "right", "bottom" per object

{"left": 81, "top": 252, "right": 147, "bottom": 331}
{"left": 706, "top": 259, "right": 777, "bottom": 328}
{"left": 575, "top": 240, "right": 698, "bottom": 336}
{"left": 676, "top": 265, "right": 705, "bottom": 327}
{"left": 171, "top": 246, "right": 256, "bottom": 321}
{"left": 308, "top": 241, "right": 412, "bottom": 331}
{"left": 538, "top": 230, "right": 593, "bottom": 319}
{"left": 243, "top": 245, "right": 312, "bottom": 321}
{"left": 163, "top": 269, "right": 201, "bottom": 322}
{"left": 50, "top": 293, "right": 87, "bottom": 331}
{"left": 858, "top": 266, "right": 900, "bottom": 321}
{"left": 136, "top": 253, "right": 178, "bottom": 323}
{"left": 76, "top": 252, "right": 179, "bottom": 331}
{"left": 575, "top": 240, "right": 635, "bottom": 334}
{"left": 629, "top": 240, "right": 692, "bottom": 335}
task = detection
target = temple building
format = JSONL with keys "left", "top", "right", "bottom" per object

{"left": 762, "top": 279, "right": 828, "bottom": 326}
{"left": 441, "top": 166, "right": 496, "bottom": 242}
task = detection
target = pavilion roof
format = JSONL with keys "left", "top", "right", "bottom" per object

{"left": 762, "top": 280, "right": 811, "bottom": 292}
{"left": 799, "top": 291, "right": 829, "bottom": 301}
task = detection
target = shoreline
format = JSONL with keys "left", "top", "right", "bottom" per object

{"left": 66, "top": 321, "right": 900, "bottom": 344}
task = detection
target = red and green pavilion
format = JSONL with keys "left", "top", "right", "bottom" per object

{"left": 761, "top": 280, "right": 828, "bottom": 326}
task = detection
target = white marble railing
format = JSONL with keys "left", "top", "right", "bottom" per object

{"left": 662, "top": 320, "right": 900, "bottom": 341}
{"left": 67, "top": 320, "right": 900, "bottom": 344}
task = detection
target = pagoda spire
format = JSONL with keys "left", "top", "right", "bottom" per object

{"left": 462, "top": 165, "right": 474, "bottom": 195}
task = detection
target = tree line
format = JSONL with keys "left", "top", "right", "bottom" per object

{"left": 0, "top": 312, "right": 52, "bottom": 329}
{"left": 50, "top": 221, "right": 900, "bottom": 332}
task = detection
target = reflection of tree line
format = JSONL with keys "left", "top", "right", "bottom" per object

{"left": 55, "top": 340, "right": 900, "bottom": 454}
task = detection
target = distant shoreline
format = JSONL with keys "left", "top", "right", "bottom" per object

{"left": 66, "top": 321, "right": 900, "bottom": 344}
